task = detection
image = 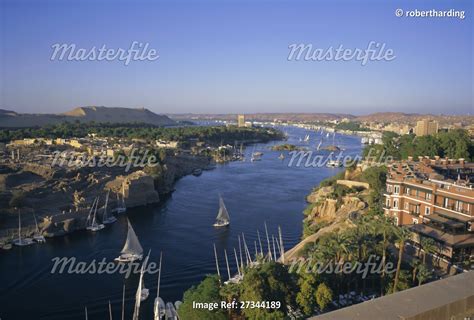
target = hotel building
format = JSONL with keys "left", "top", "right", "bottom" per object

{"left": 384, "top": 156, "right": 474, "bottom": 263}
{"left": 415, "top": 119, "right": 439, "bottom": 136}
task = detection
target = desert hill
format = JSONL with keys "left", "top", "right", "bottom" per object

{"left": 0, "top": 106, "right": 176, "bottom": 128}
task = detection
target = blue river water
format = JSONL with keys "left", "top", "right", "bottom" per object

{"left": 0, "top": 126, "right": 361, "bottom": 320}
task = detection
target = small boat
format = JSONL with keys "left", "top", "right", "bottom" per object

{"left": 12, "top": 211, "right": 34, "bottom": 247}
{"left": 192, "top": 168, "right": 202, "bottom": 176}
{"left": 303, "top": 134, "right": 310, "bottom": 142}
{"left": 165, "top": 302, "right": 179, "bottom": 320}
{"left": 102, "top": 191, "right": 117, "bottom": 225}
{"left": 115, "top": 219, "right": 144, "bottom": 263}
{"left": 154, "top": 252, "right": 166, "bottom": 320}
{"left": 32, "top": 212, "right": 46, "bottom": 243}
{"left": 251, "top": 152, "right": 263, "bottom": 162}
{"left": 316, "top": 139, "right": 323, "bottom": 151}
{"left": 1, "top": 243, "right": 13, "bottom": 250}
{"left": 213, "top": 196, "right": 230, "bottom": 227}
{"left": 278, "top": 153, "right": 285, "bottom": 160}
{"left": 326, "top": 160, "right": 343, "bottom": 168}
{"left": 86, "top": 197, "right": 105, "bottom": 232}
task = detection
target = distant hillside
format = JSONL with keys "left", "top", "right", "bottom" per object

{"left": 0, "top": 106, "right": 176, "bottom": 128}
{"left": 354, "top": 112, "right": 473, "bottom": 126}
{"left": 169, "top": 112, "right": 474, "bottom": 126}
{"left": 169, "top": 113, "right": 355, "bottom": 122}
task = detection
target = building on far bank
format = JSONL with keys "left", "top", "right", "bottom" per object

{"left": 384, "top": 156, "right": 474, "bottom": 264}
{"left": 383, "top": 123, "right": 412, "bottom": 135}
{"left": 415, "top": 119, "right": 439, "bottom": 136}
{"left": 237, "top": 114, "right": 245, "bottom": 127}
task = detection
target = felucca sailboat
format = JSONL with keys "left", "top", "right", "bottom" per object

{"left": 115, "top": 219, "right": 144, "bottom": 262}
{"left": 213, "top": 196, "right": 230, "bottom": 227}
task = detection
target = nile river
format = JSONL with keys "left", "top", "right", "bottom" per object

{"left": 0, "top": 126, "right": 361, "bottom": 319}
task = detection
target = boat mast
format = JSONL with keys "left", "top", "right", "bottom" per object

{"left": 233, "top": 248, "right": 241, "bottom": 277}
{"left": 18, "top": 209, "right": 21, "bottom": 243}
{"left": 264, "top": 222, "right": 272, "bottom": 261}
{"left": 103, "top": 190, "right": 110, "bottom": 221}
{"left": 91, "top": 197, "right": 99, "bottom": 226}
{"left": 257, "top": 230, "right": 263, "bottom": 257}
{"left": 33, "top": 211, "right": 39, "bottom": 234}
{"left": 224, "top": 249, "right": 231, "bottom": 280}
{"left": 279, "top": 226, "right": 285, "bottom": 264}
{"left": 238, "top": 235, "right": 243, "bottom": 272}
{"left": 109, "top": 300, "right": 113, "bottom": 320}
{"left": 157, "top": 251, "right": 162, "bottom": 298}
{"left": 272, "top": 235, "right": 277, "bottom": 261}
{"left": 85, "top": 306, "right": 88, "bottom": 320}
{"left": 254, "top": 241, "right": 258, "bottom": 260}
{"left": 213, "top": 244, "right": 221, "bottom": 280}
{"left": 121, "top": 285, "right": 125, "bottom": 320}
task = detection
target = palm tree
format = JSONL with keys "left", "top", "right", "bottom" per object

{"left": 420, "top": 237, "right": 436, "bottom": 265}
{"left": 416, "top": 264, "right": 432, "bottom": 286}
{"left": 410, "top": 258, "right": 421, "bottom": 284}
{"left": 374, "top": 215, "right": 395, "bottom": 295}
{"left": 393, "top": 226, "right": 411, "bottom": 293}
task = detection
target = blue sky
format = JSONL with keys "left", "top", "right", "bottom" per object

{"left": 0, "top": 0, "right": 472, "bottom": 115}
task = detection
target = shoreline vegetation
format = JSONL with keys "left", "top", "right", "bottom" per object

{"left": 271, "top": 144, "right": 305, "bottom": 151}
{"left": 0, "top": 123, "right": 284, "bottom": 244}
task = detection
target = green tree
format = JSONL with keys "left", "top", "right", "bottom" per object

{"left": 239, "top": 262, "right": 295, "bottom": 320}
{"left": 296, "top": 273, "right": 319, "bottom": 315}
{"left": 414, "top": 135, "right": 440, "bottom": 158}
{"left": 179, "top": 275, "right": 227, "bottom": 320}
{"left": 315, "top": 283, "right": 333, "bottom": 311}
{"left": 438, "top": 129, "right": 472, "bottom": 160}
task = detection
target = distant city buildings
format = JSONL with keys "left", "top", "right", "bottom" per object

{"left": 415, "top": 119, "right": 439, "bottom": 136}
{"left": 384, "top": 156, "right": 474, "bottom": 263}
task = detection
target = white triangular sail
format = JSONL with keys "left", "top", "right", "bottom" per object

{"left": 121, "top": 220, "right": 144, "bottom": 256}
{"left": 215, "top": 197, "right": 230, "bottom": 225}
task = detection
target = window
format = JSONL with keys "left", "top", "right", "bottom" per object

{"left": 393, "top": 199, "right": 399, "bottom": 209}
{"left": 425, "top": 207, "right": 430, "bottom": 215}
{"left": 387, "top": 185, "right": 393, "bottom": 193}
{"left": 426, "top": 193, "right": 432, "bottom": 201}
{"left": 405, "top": 187, "right": 410, "bottom": 195}
{"left": 404, "top": 202, "right": 409, "bottom": 210}
{"left": 444, "top": 197, "right": 449, "bottom": 208}
{"left": 394, "top": 217, "right": 399, "bottom": 225}
{"left": 415, "top": 204, "right": 420, "bottom": 214}
{"left": 455, "top": 200, "right": 462, "bottom": 212}
{"left": 412, "top": 218, "right": 418, "bottom": 224}
{"left": 394, "top": 186, "right": 400, "bottom": 194}
{"left": 386, "top": 199, "right": 390, "bottom": 208}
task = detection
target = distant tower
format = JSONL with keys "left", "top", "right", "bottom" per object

{"left": 415, "top": 119, "right": 438, "bottom": 136}
{"left": 237, "top": 114, "right": 245, "bottom": 127}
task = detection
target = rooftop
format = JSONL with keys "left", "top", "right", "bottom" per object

{"left": 311, "top": 271, "right": 474, "bottom": 320}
